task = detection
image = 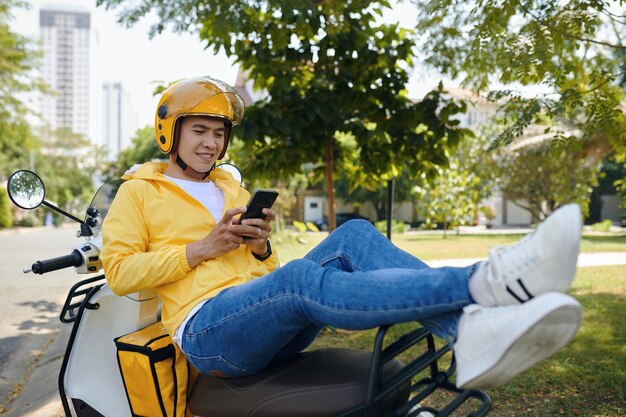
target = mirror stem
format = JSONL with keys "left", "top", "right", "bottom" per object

{"left": 42, "top": 200, "right": 84, "bottom": 224}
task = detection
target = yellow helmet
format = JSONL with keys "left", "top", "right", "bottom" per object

{"left": 154, "top": 76, "right": 245, "bottom": 159}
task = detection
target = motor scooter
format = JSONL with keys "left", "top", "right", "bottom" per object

{"left": 6, "top": 169, "right": 491, "bottom": 417}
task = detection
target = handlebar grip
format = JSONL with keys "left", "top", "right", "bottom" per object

{"left": 31, "top": 250, "right": 83, "bottom": 275}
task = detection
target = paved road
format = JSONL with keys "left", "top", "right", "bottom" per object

{"left": 0, "top": 226, "right": 624, "bottom": 416}
{"left": 0, "top": 226, "right": 86, "bottom": 416}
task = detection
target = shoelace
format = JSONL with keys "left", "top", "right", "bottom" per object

{"left": 487, "top": 232, "right": 539, "bottom": 288}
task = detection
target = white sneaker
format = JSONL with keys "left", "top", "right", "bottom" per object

{"left": 454, "top": 292, "right": 582, "bottom": 390}
{"left": 473, "top": 204, "right": 582, "bottom": 306}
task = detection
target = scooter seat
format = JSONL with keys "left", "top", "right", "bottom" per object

{"left": 188, "top": 348, "right": 409, "bottom": 417}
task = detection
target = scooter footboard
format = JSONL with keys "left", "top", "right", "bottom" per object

{"left": 342, "top": 325, "right": 491, "bottom": 417}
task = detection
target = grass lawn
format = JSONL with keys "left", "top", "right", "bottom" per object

{"left": 273, "top": 230, "right": 626, "bottom": 263}
{"left": 390, "top": 233, "right": 626, "bottom": 261}
{"left": 273, "top": 231, "right": 626, "bottom": 416}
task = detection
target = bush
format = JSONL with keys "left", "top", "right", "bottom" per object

{"left": 305, "top": 222, "right": 319, "bottom": 232}
{"left": 292, "top": 220, "right": 308, "bottom": 233}
{"left": 14, "top": 214, "right": 43, "bottom": 227}
{"left": 590, "top": 219, "right": 613, "bottom": 232}
{"left": 0, "top": 188, "right": 13, "bottom": 228}
{"left": 374, "top": 220, "right": 406, "bottom": 234}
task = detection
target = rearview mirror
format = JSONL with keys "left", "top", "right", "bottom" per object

{"left": 216, "top": 162, "right": 243, "bottom": 184}
{"left": 7, "top": 170, "right": 45, "bottom": 210}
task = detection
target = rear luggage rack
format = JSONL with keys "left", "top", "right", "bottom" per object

{"left": 339, "top": 325, "right": 491, "bottom": 417}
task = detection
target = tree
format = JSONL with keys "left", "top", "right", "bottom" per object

{"left": 0, "top": 0, "right": 44, "bottom": 178}
{"left": 0, "top": 187, "right": 12, "bottom": 228}
{"left": 334, "top": 170, "right": 415, "bottom": 221}
{"left": 413, "top": 0, "right": 626, "bottom": 161}
{"left": 414, "top": 163, "right": 477, "bottom": 237}
{"left": 413, "top": 134, "right": 496, "bottom": 236}
{"left": 494, "top": 139, "right": 603, "bottom": 221}
{"left": 98, "top": 0, "right": 469, "bottom": 231}
{"left": 302, "top": 131, "right": 415, "bottom": 221}
{"left": 34, "top": 128, "right": 97, "bottom": 217}
{"left": 102, "top": 125, "right": 164, "bottom": 184}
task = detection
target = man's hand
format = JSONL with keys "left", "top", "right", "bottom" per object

{"left": 237, "top": 208, "right": 276, "bottom": 257}
{"left": 186, "top": 206, "right": 250, "bottom": 269}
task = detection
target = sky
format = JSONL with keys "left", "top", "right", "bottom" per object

{"left": 13, "top": 0, "right": 445, "bottom": 129}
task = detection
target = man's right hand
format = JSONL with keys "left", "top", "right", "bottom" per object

{"left": 185, "top": 206, "right": 249, "bottom": 269}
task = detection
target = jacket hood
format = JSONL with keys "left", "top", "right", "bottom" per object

{"left": 122, "top": 161, "right": 242, "bottom": 196}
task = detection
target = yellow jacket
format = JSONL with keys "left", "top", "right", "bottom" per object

{"left": 101, "top": 162, "right": 280, "bottom": 336}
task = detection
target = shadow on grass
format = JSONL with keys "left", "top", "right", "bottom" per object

{"left": 488, "top": 292, "right": 626, "bottom": 417}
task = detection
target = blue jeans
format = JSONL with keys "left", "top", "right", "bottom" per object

{"left": 181, "top": 220, "right": 477, "bottom": 377}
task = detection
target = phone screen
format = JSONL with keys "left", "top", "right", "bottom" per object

{"left": 238, "top": 189, "right": 279, "bottom": 224}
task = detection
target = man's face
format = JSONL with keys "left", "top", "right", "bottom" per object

{"left": 174, "top": 116, "right": 226, "bottom": 175}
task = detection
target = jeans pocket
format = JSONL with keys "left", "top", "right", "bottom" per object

{"left": 187, "top": 352, "right": 256, "bottom": 378}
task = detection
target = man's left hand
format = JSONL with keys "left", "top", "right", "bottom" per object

{"left": 237, "top": 208, "right": 275, "bottom": 256}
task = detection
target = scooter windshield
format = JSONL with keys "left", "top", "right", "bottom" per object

{"left": 84, "top": 182, "right": 119, "bottom": 238}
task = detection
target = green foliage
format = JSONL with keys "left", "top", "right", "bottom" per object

{"left": 590, "top": 219, "right": 613, "bottom": 232}
{"left": 229, "top": 136, "right": 309, "bottom": 232}
{"left": 374, "top": 219, "right": 406, "bottom": 234}
{"left": 597, "top": 157, "right": 626, "bottom": 196}
{"left": 0, "top": 187, "right": 13, "bottom": 228}
{"left": 0, "top": 0, "right": 44, "bottom": 178}
{"left": 414, "top": 162, "right": 478, "bottom": 234}
{"left": 334, "top": 162, "right": 416, "bottom": 221}
{"left": 102, "top": 125, "right": 165, "bottom": 183}
{"left": 1, "top": 2, "right": 93, "bottom": 216}
{"left": 413, "top": 0, "right": 626, "bottom": 160}
{"left": 14, "top": 213, "right": 41, "bottom": 227}
{"left": 305, "top": 221, "right": 319, "bottom": 232}
{"left": 414, "top": 134, "right": 497, "bottom": 234}
{"left": 292, "top": 220, "right": 308, "bottom": 234}
{"left": 479, "top": 205, "right": 497, "bottom": 222}
{"left": 494, "top": 139, "right": 602, "bottom": 221}
{"left": 33, "top": 128, "right": 97, "bottom": 213}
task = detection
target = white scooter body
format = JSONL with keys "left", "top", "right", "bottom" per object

{"left": 62, "top": 284, "right": 159, "bottom": 417}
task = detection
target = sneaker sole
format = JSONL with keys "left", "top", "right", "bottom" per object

{"left": 457, "top": 296, "right": 582, "bottom": 389}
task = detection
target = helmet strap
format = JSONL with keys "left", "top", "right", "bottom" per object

{"left": 175, "top": 155, "right": 215, "bottom": 180}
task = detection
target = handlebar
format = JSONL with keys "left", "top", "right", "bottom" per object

{"left": 25, "top": 250, "right": 84, "bottom": 275}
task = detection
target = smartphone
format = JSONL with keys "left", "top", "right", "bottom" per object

{"left": 237, "top": 189, "right": 279, "bottom": 224}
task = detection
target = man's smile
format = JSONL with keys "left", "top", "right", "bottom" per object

{"left": 197, "top": 152, "right": 215, "bottom": 161}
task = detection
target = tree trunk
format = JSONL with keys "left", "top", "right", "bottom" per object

{"left": 386, "top": 179, "right": 394, "bottom": 241}
{"left": 326, "top": 137, "right": 337, "bottom": 232}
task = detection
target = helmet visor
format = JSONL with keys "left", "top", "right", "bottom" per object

{"left": 165, "top": 77, "right": 245, "bottom": 125}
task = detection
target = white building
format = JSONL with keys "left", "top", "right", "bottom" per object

{"left": 102, "top": 82, "right": 138, "bottom": 160}
{"left": 39, "top": 5, "right": 100, "bottom": 144}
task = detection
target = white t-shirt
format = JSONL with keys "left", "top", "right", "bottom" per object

{"left": 164, "top": 175, "right": 224, "bottom": 348}
{"left": 164, "top": 175, "right": 225, "bottom": 222}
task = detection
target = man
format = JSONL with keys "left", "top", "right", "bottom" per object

{"left": 102, "top": 76, "right": 582, "bottom": 389}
